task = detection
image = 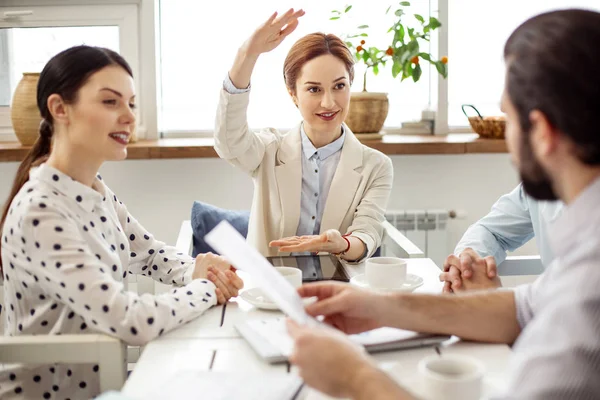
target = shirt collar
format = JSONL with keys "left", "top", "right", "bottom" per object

{"left": 29, "top": 163, "right": 106, "bottom": 213}
{"left": 549, "top": 176, "right": 600, "bottom": 259}
{"left": 300, "top": 124, "right": 345, "bottom": 161}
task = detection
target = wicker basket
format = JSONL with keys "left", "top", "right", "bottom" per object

{"left": 462, "top": 104, "right": 506, "bottom": 139}
{"left": 345, "top": 92, "right": 389, "bottom": 134}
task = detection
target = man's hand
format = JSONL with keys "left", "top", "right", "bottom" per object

{"left": 287, "top": 320, "right": 413, "bottom": 399}
{"left": 287, "top": 320, "right": 376, "bottom": 398}
{"left": 440, "top": 248, "right": 501, "bottom": 292}
{"left": 298, "top": 282, "right": 388, "bottom": 334}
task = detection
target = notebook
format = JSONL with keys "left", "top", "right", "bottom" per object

{"left": 236, "top": 316, "right": 450, "bottom": 363}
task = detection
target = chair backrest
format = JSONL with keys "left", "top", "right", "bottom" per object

{"left": 190, "top": 201, "right": 250, "bottom": 256}
{"left": 497, "top": 255, "right": 544, "bottom": 276}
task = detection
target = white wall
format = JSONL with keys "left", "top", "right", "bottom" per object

{"left": 0, "top": 153, "right": 537, "bottom": 266}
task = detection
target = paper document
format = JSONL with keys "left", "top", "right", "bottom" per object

{"left": 148, "top": 370, "right": 302, "bottom": 400}
{"left": 205, "top": 221, "right": 313, "bottom": 324}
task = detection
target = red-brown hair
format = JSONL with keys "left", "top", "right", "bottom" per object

{"left": 283, "top": 32, "right": 355, "bottom": 95}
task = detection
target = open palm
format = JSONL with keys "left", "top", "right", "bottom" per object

{"left": 244, "top": 8, "right": 305, "bottom": 56}
{"left": 270, "top": 229, "right": 346, "bottom": 254}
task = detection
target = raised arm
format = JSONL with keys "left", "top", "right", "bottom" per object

{"left": 214, "top": 9, "right": 305, "bottom": 173}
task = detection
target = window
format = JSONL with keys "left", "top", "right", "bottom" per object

{"left": 0, "top": 2, "right": 153, "bottom": 141}
{"left": 2, "top": 1, "right": 598, "bottom": 142}
{"left": 447, "top": 0, "right": 600, "bottom": 129}
{"left": 158, "top": 0, "right": 437, "bottom": 136}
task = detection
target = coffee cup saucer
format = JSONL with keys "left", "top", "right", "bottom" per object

{"left": 239, "top": 288, "right": 316, "bottom": 311}
{"left": 350, "top": 273, "right": 423, "bottom": 292}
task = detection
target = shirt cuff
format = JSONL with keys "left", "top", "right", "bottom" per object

{"left": 223, "top": 73, "right": 250, "bottom": 94}
{"left": 181, "top": 261, "right": 197, "bottom": 286}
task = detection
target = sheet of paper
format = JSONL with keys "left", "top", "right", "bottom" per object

{"left": 147, "top": 370, "right": 302, "bottom": 400}
{"left": 204, "top": 221, "right": 311, "bottom": 324}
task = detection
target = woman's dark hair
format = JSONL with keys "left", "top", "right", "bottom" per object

{"left": 0, "top": 46, "right": 132, "bottom": 272}
{"left": 504, "top": 9, "right": 600, "bottom": 165}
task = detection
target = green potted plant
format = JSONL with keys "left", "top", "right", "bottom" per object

{"left": 331, "top": 2, "right": 448, "bottom": 133}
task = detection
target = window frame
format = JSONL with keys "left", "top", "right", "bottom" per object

{"left": 0, "top": 0, "right": 160, "bottom": 142}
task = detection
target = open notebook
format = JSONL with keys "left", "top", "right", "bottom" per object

{"left": 204, "top": 221, "right": 450, "bottom": 364}
{"left": 236, "top": 316, "right": 450, "bottom": 363}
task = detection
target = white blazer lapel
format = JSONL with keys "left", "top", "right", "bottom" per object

{"left": 275, "top": 126, "right": 303, "bottom": 239}
{"left": 320, "top": 125, "right": 364, "bottom": 233}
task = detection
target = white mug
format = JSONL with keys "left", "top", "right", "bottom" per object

{"left": 365, "top": 257, "right": 407, "bottom": 289}
{"left": 262, "top": 267, "right": 303, "bottom": 303}
{"left": 418, "top": 355, "right": 484, "bottom": 400}
{"left": 274, "top": 267, "right": 302, "bottom": 289}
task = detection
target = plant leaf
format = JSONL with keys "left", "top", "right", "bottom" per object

{"left": 358, "top": 24, "right": 369, "bottom": 29}
{"left": 407, "top": 40, "right": 419, "bottom": 57}
{"left": 345, "top": 41, "right": 354, "bottom": 48}
{"left": 345, "top": 5, "right": 352, "bottom": 12}
{"left": 395, "top": 9, "right": 404, "bottom": 17}
{"left": 373, "top": 64, "right": 379, "bottom": 75}
{"left": 429, "top": 16, "right": 442, "bottom": 29}
{"left": 412, "top": 64, "right": 422, "bottom": 82}
{"left": 402, "top": 61, "right": 414, "bottom": 81}
{"left": 331, "top": 10, "right": 341, "bottom": 14}
{"left": 418, "top": 52, "right": 432, "bottom": 61}
{"left": 392, "top": 61, "right": 402, "bottom": 78}
{"left": 360, "top": 33, "right": 368, "bottom": 37}
{"left": 435, "top": 61, "right": 448, "bottom": 78}
{"left": 400, "top": 1, "right": 411, "bottom": 6}
{"left": 362, "top": 51, "right": 370, "bottom": 63}
{"left": 386, "top": 5, "right": 391, "bottom": 14}
{"left": 330, "top": 16, "right": 340, "bottom": 20}
{"left": 414, "top": 14, "right": 424, "bottom": 23}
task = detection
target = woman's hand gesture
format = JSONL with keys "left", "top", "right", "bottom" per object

{"left": 242, "top": 8, "right": 305, "bottom": 57}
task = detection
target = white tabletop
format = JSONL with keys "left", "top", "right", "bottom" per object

{"left": 123, "top": 258, "right": 512, "bottom": 400}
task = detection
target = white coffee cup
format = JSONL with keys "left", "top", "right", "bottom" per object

{"left": 274, "top": 267, "right": 302, "bottom": 289}
{"left": 261, "top": 267, "right": 303, "bottom": 303}
{"left": 365, "top": 257, "right": 407, "bottom": 289}
{"left": 418, "top": 355, "right": 484, "bottom": 400}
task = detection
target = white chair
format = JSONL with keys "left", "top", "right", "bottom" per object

{"left": 0, "top": 283, "right": 127, "bottom": 392}
{"left": 497, "top": 255, "right": 543, "bottom": 287}
{"left": 0, "top": 334, "right": 126, "bottom": 392}
{"left": 498, "top": 255, "right": 543, "bottom": 276}
{"left": 174, "top": 219, "right": 425, "bottom": 260}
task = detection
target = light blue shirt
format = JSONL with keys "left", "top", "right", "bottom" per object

{"left": 454, "top": 183, "right": 563, "bottom": 267}
{"left": 222, "top": 74, "right": 345, "bottom": 237}
{"left": 296, "top": 125, "right": 345, "bottom": 236}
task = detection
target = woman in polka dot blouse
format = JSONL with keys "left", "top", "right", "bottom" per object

{"left": 0, "top": 46, "right": 244, "bottom": 399}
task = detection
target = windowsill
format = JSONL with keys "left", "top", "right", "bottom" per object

{"left": 0, "top": 133, "right": 507, "bottom": 162}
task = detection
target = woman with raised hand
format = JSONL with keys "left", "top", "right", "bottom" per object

{"left": 0, "top": 45, "right": 243, "bottom": 399}
{"left": 215, "top": 9, "right": 393, "bottom": 262}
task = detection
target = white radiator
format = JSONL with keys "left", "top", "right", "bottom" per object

{"left": 385, "top": 209, "right": 450, "bottom": 268}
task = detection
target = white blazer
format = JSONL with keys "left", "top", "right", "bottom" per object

{"left": 214, "top": 89, "right": 393, "bottom": 258}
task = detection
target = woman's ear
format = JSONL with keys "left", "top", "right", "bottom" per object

{"left": 288, "top": 88, "right": 298, "bottom": 108}
{"left": 47, "top": 94, "right": 69, "bottom": 126}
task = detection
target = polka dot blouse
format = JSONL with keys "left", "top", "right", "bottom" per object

{"left": 0, "top": 164, "right": 218, "bottom": 399}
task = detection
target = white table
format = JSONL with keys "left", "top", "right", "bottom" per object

{"left": 123, "top": 258, "right": 513, "bottom": 399}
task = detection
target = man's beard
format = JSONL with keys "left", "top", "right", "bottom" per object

{"left": 520, "top": 133, "right": 559, "bottom": 201}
